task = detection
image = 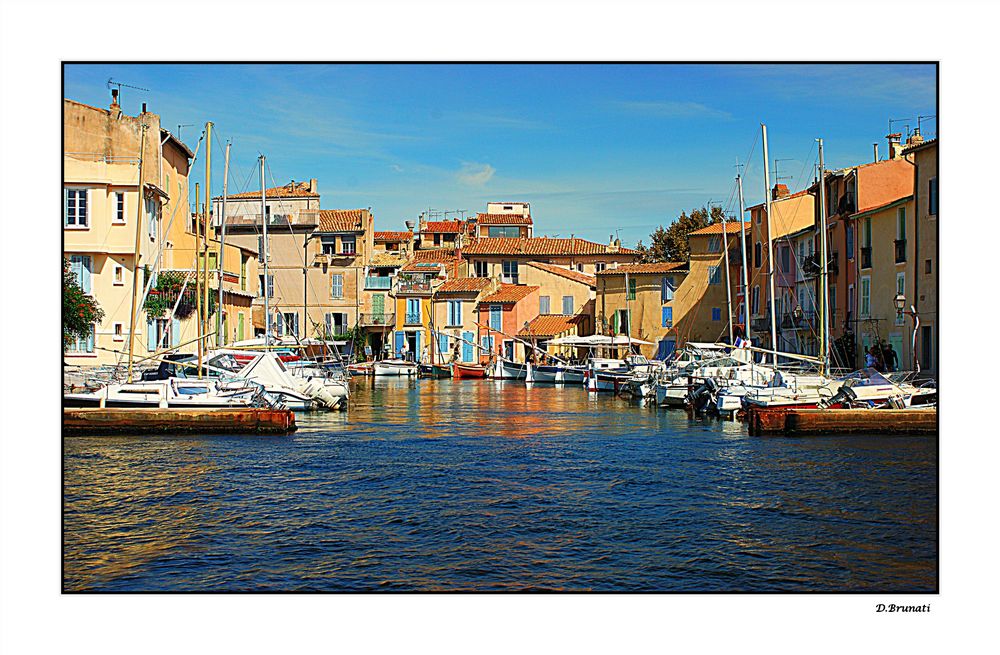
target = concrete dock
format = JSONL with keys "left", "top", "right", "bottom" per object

{"left": 63, "top": 407, "right": 297, "bottom": 435}
{"left": 747, "top": 407, "right": 937, "bottom": 436}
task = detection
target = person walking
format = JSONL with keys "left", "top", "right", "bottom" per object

{"left": 865, "top": 347, "right": 877, "bottom": 370}
{"left": 885, "top": 343, "right": 899, "bottom": 372}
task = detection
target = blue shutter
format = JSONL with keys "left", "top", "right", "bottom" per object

{"left": 439, "top": 332, "right": 449, "bottom": 356}
{"left": 656, "top": 338, "right": 676, "bottom": 361}
{"left": 462, "top": 331, "right": 474, "bottom": 362}
{"left": 63, "top": 188, "right": 70, "bottom": 226}
{"left": 454, "top": 300, "right": 462, "bottom": 326}
{"left": 415, "top": 331, "right": 422, "bottom": 359}
{"left": 562, "top": 296, "right": 573, "bottom": 315}
{"left": 147, "top": 318, "right": 157, "bottom": 352}
{"left": 490, "top": 305, "right": 502, "bottom": 331}
{"left": 171, "top": 318, "right": 180, "bottom": 347}
{"left": 394, "top": 331, "right": 405, "bottom": 357}
{"left": 712, "top": 308, "right": 721, "bottom": 321}
{"left": 662, "top": 306, "right": 672, "bottom": 328}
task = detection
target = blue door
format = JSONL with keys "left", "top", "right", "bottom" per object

{"left": 462, "top": 331, "right": 474, "bottom": 362}
{"left": 439, "top": 333, "right": 449, "bottom": 361}
{"left": 394, "top": 331, "right": 405, "bottom": 358}
{"left": 656, "top": 338, "right": 676, "bottom": 361}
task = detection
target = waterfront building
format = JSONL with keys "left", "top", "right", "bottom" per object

{"left": 595, "top": 262, "right": 689, "bottom": 360}
{"left": 418, "top": 219, "right": 468, "bottom": 249}
{"left": 902, "top": 136, "right": 937, "bottom": 377}
{"left": 390, "top": 249, "right": 462, "bottom": 360}
{"left": 472, "top": 202, "right": 534, "bottom": 238}
{"left": 312, "top": 209, "right": 375, "bottom": 340}
{"left": 518, "top": 314, "right": 589, "bottom": 360}
{"left": 462, "top": 235, "right": 640, "bottom": 279}
{"left": 850, "top": 194, "right": 916, "bottom": 370}
{"left": 477, "top": 284, "right": 540, "bottom": 361}
{"left": 785, "top": 224, "right": 819, "bottom": 356}
{"left": 64, "top": 96, "right": 192, "bottom": 364}
{"left": 521, "top": 261, "right": 597, "bottom": 335}
{"left": 431, "top": 277, "right": 497, "bottom": 364}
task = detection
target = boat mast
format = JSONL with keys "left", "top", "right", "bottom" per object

{"left": 817, "top": 138, "right": 830, "bottom": 375}
{"left": 736, "top": 167, "right": 750, "bottom": 347}
{"left": 624, "top": 270, "right": 632, "bottom": 355}
{"left": 195, "top": 182, "right": 202, "bottom": 374}
{"left": 125, "top": 121, "right": 148, "bottom": 382}
{"left": 216, "top": 140, "right": 230, "bottom": 347}
{"left": 260, "top": 155, "right": 269, "bottom": 346}
{"left": 761, "top": 123, "right": 779, "bottom": 365}
{"left": 199, "top": 121, "right": 212, "bottom": 378}
{"left": 719, "top": 210, "right": 734, "bottom": 344}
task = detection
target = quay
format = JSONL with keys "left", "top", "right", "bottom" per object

{"left": 747, "top": 407, "right": 937, "bottom": 437}
{"left": 63, "top": 407, "right": 297, "bottom": 436}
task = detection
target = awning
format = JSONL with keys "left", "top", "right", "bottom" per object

{"left": 547, "top": 335, "right": 654, "bottom": 346}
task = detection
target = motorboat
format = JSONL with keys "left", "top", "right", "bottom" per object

{"left": 373, "top": 359, "right": 418, "bottom": 376}
{"left": 63, "top": 377, "right": 264, "bottom": 409}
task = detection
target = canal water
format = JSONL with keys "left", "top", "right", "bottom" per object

{"left": 63, "top": 378, "right": 937, "bottom": 592}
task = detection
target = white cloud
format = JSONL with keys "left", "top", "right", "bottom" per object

{"left": 391, "top": 164, "right": 404, "bottom": 173}
{"left": 456, "top": 162, "right": 495, "bottom": 186}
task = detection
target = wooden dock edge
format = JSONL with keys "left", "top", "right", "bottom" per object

{"left": 747, "top": 407, "right": 937, "bottom": 436}
{"left": 63, "top": 407, "right": 297, "bottom": 436}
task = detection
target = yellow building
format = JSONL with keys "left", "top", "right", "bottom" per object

{"left": 852, "top": 195, "right": 916, "bottom": 370}
{"left": 596, "top": 262, "right": 688, "bottom": 359}
{"left": 521, "top": 261, "right": 597, "bottom": 334}
{"left": 903, "top": 137, "right": 938, "bottom": 377}
{"left": 431, "top": 277, "right": 497, "bottom": 364}
{"left": 390, "top": 249, "right": 461, "bottom": 360}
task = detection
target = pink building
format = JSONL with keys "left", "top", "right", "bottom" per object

{"left": 476, "top": 284, "right": 539, "bottom": 362}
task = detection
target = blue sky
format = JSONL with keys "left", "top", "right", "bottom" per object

{"left": 64, "top": 64, "right": 936, "bottom": 246}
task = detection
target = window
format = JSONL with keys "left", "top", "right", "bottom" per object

{"left": 780, "top": 246, "right": 790, "bottom": 273}
{"left": 928, "top": 178, "right": 938, "bottom": 215}
{"left": 474, "top": 260, "right": 488, "bottom": 278}
{"left": 259, "top": 274, "right": 273, "bottom": 298}
{"left": 502, "top": 260, "right": 518, "bottom": 284}
{"left": 595, "top": 262, "right": 606, "bottom": 273}
{"left": 708, "top": 265, "right": 720, "bottom": 285}
{"left": 113, "top": 323, "right": 124, "bottom": 342}
{"left": 662, "top": 306, "right": 673, "bottom": 328}
{"left": 64, "top": 188, "right": 89, "bottom": 227}
{"left": 627, "top": 277, "right": 637, "bottom": 300}
{"left": 925, "top": 259, "right": 932, "bottom": 275}
{"left": 539, "top": 296, "right": 550, "bottom": 315}
{"left": 863, "top": 217, "right": 872, "bottom": 248}
{"left": 489, "top": 305, "right": 502, "bottom": 331}
{"left": 754, "top": 242, "right": 762, "bottom": 268}
{"left": 113, "top": 264, "right": 124, "bottom": 285}
{"left": 707, "top": 236, "right": 721, "bottom": 252}
{"left": 340, "top": 236, "right": 356, "bottom": 255}
{"left": 330, "top": 273, "right": 344, "bottom": 299}
{"left": 325, "top": 312, "right": 348, "bottom": 336}
{"left": 921, "top": 325, "right": 933, "bottom": 370}
{"left": 712, "top": 307, "right": 722, "bottom": 322}
{"left": 860, "top": 276, "right": 871, "bottom": 318}
{"left": 69, "top": 255, "right": 92, "bottom": 294}
{"left": 114, "top": 191, "right": 126, "bottom": 223}
{"left": 321, "top": 237, "right": 337, "bottom": 255}
{"left": 67, "top": 323, "right": 95, "bottom": 353}
{"left": 448, "top": 300, "right": 463, "bottom": 326}
{"left": 661, "top": 277, "right": 674, "bottom": 303}
{"left": 433, "top": 234, "right": 441, "bottom": 247}
{"left": 847, "top": 284, "right": 854, "bottom": 319}
{"left": 829, "top": 286, "right": 836, "bottom": 319}
{"left": 617, "top": 309, "right": 630, "bottom": 334}
{"left": 897, "top": 207, "right": 907, "bottom": 240}
{"left": 846, "top": 223, "right": 855, "bottom": 260}
{"left": 281, "top": 312, "right": 299, "bottom": 337}
{"left": 240, "top": 257, "right": 248, "bottom": 290}
{"left": 562, "top": 296, "right": 574, "bottom": 315}
{"left": 488, "top": 226, "right": 520, "bottom": 238}
{"left": 146, "top": 197, "right": 159, "bottom": 241}
{"left": 577, "top": 263, "right": 584, "bottom": 272}
{"left": 751, "top": 286, "right": 760, "bottom": 315}
{"left": 257, "top": 235, "right": 268, "bottom": 262}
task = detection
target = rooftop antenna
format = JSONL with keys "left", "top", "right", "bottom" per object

{"left": 917, "top": 114, "right": 937, "bottom": 133}
{"left": 888, "top": 117, "right": 912, "bottom": 135}
{"left": 106, "top": 78, "right": 150, "bottom": 105}
{"left": 772, "top": 158, "right": 794, "bottom": 183}
{"left": 176, "top": 123, "right": 194, "bottom": 140}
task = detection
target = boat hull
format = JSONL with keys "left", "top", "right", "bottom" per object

{"left": 373, "top": 360, "right": 417, "bottom": 376}
{"left": 453, "top": 364, "right": 487, "bottom": 379}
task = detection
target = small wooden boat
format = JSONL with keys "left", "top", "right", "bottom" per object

{"left": 492, "top": 357, "right": 527, "bottom": 380}
{"left": 373, "top": 359, "right": 418, "bottom": 376}
{"left": 418, "top": 363, "right": 452, "bottom": 379}
{"left": 453, "top": 363, "right": 488, "bottom": 379}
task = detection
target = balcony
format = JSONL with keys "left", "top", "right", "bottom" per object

{"left": 837, "top": 193, "right": 856, "bottom": 216}
{"left": 365, "top": 276, "right": 393, "bottom": 290}
{"left": 404, "top": 312, "right": 422, "bottom": 326}
{"left": 751, "top": 316, "right": 772, "bottom": 333}
{"left": 894, "top": 239, "right": 907, "bottom": 264}
{"left": 312, "top": 253, "right": 329, "bottom": 266}
{"left": 860, "top": 246, "right": 872, "bottom": 270}
{"left": 802, "top": 251, "right": 839, "bottom": 278}
{"left": 394, "top": 278, "right": 433, "bottom": 295}
{"left": 359, "top": 312, "right": 395, "bottom": 328}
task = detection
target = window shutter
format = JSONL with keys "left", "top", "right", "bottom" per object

{"left": 147, "top": 318, "right": 157, "bottom": 352}
{"left": 294, "top": 313, "right": 300, "bottom": 337}
{"left": 462, "top": 331, "right": 474, "bottom": 362}
{"left": 563, "top": 296, "right": 573, "bottom": 315}
{"left": 325, "top": 313, "right": 332, "bottom": 337}
{"left": 81, "top": 256, "right": 92, "bottom": 294}
{"left": 63, "top": 188, "right": 70, "bottom": 225}
{"left": 611, "top": 311, "right": 619, "bottom": 333}
{"left": 662, "top": 306, "right": 672, "bottom": 328}
{"left": 394, "top": 331, "right": 405, "bottom": 356}
{"left": 171, "top": 318, "right": 180, "bottom": 347}
{"left": 439, "top": 332, "right": 449, "bottom": 356}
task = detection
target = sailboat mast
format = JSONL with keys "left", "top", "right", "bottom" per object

{"left": 719, "top": 210, "right": 734, "bottom": 344}
{"left": 216, "top": 141, "right": 231, "bottom": 347}
{"left": 260, "top": 155, "right": 269, "bottom": 346}
{"left": 200, "top": 121, "right": 212, "bottom": 377}
{"left": 194, "top": 182, "right": 202, "bottom": 376}
{"left": 736, "top": 170, "right": 750, "bottom": 346}
{"left": 761, "top": 123, "right": 779, "bottom": 365}
{"left": 126, "top": 122, "right": 148, "bottom": 382}
{"left": 817, "top": 138, "right": 830, "bottom": 375}
{"left": 624, "top": 270, "right": 632, "bottom": 353}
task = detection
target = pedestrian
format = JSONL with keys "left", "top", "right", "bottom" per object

{"left": 865, "top": 347, "right": 877, "bottom": 369}
{"left": 885, "top": 343, "right": 899, "bottom": 372}
{"left": 400, "top": 340, "right": 410, "bottom": 362}
{"left": 420, "top": 345, "right": 428, "bottom": 364}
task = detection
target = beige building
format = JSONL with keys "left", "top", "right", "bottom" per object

{"left": 903, "top": 137, "right": 938, "bottom": 377}
{"left": 521, "top": 261, "right": 597, "bottom": 335}
{"left": 596, "top": 262, "right": 688, "bottom": 359}
{"left": 462, "top": 236, "right": 640, "bottom": 280}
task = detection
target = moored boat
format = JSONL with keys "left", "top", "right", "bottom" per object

{"left": 453, "top": 363, "right": 488, "bottom": 379}
{"left": 373, "top": 359, "right": 418, "bottom": 376}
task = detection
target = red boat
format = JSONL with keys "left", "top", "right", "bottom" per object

{"left": 453, "top": 363, "right": 488, "bottom": 379}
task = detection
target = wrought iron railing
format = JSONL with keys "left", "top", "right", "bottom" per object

{"left": 395, "top": 278, "right": 433, "bottom": 294}
{"left": 404, "top": 312, "right": 422, "bottom": 325}
{"left": 365, "top": 276, "right": 393, "bottom": 289}
{"left": 359, "top": 312, "right": 395, "bottom": 327}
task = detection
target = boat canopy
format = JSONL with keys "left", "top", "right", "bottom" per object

{"left": 547, "top": 335, "right": 654, "bottom": 346}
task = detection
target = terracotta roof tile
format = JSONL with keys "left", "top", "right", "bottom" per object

{"left": 517, "top": 314, "right": 585, "bottom": 338}
{"left": 476, "top": 212, "right": 533, "bottom": 226}
{"left": 369, "top": 252, "right": 407, "bottom": 268}
{"left": 435, "top": 278, "right": 493, "bottom": 294}
{"left": 686, "top": 221, "right": 748, "bottom": 236}
{"left": 412, "top": 248, "right": 457, "bottom": 262}
{"left": 374, "top": 231, "right": 412, "bottom": 241}
{"left": 526, "top": 261, "right": 597, "bottom": 287}
{"left": 317, "top": 209, "right": 369, "bottom": 232}
{"left": 479, "top": 284, "right": 539, "bottom": 304}
{"left": 596, "top": 262, "right": 688, "bottom": 275}
{"left": 225, "top": 182, "right": 319, "bottom": 199}
{"left": 462, "top": 237, "right": 638, "bottom": 257}
{"left": 423, "top": 220, "right": 465, "bottom": 233}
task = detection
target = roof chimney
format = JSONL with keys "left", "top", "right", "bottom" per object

{"left": 141, "top": 102, "right": 147, "bottom": 114}
{"left": 887, "top": 133, "right": 903, "bottom": 160}
{"left": 109, "top": 89, "right": 122, "bottom": 119}
{"left": 906, "top": 128, "right": 925, "bottom": 148}
{"left": 873, "top": 143, "right": 879, "bottom": 162}
{"left": 309, "top": 178, "right": 318, "bottom": 194}
{"left": 771, "top": 183, "right": 790, "bottom": 200}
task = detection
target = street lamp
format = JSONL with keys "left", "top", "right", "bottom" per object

{"left": 892, "top": 292, "right": 921, "bottom": 373}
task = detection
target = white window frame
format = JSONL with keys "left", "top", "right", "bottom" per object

{"left": 64, "top": 187, "right": 90, "bottom": 228}
{"left": 474, "top": 260, "right": 489, "bottom": 278}
{"left": 860, "top": 276, "right": 871, "bottom": 318}
{"left": 330, "top": 273, "right": 344, "bottom": 299}
{"left": 501, "top": 260, "right": 519, "bottom": 284}
{"left": 562, "top": 296, "right": 574, "bottom": 316}
{"left": 595, "top": 262, "right": 606, "bottom": 273}
{"left": 113, "top": 191, "right": 127, "bottom": 224}
{"left": 113, "top": 264, "right": 124, "bottom": 286}
{"left": 539, "top": 296, "right": 550, "bottom": 315}
{"left": 113, "top": 322, "right": 124, "bottom": 342}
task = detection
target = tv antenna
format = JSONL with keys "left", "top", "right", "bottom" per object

{"left": 107, "top": 78, "right": 149, "bottom": 100}
{"left": 772, "top": 158, "right": 794, "bottom": 182}
{"left": 176, "top": 123, "right": 194, "bottom": 140}
{"left": 917, "top": 114, "right": 936, "bottom": 133}
{"left": 888, "top": 117, "right": 912, "bottom": 135}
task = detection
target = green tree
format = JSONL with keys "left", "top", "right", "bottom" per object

{"left": 636, "top": 206, "right": 724, "bottom": 263}
{"left": 63, "top": 258, "right": 104, "bottom": 348}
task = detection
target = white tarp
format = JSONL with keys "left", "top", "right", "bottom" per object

{"left": 547, "top": 335, "right": 654, "bottom": 346}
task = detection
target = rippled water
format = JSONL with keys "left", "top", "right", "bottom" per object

{"left": 63, "top": 378, "right": 937, "bottom": 592}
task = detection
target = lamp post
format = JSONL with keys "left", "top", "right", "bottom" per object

{"left": 893, "top": 292, "right": 921, "bottom": 373}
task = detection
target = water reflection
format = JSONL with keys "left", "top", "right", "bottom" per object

{"left": 64, "top": 378, "right": 937, "bottom": 592}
